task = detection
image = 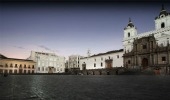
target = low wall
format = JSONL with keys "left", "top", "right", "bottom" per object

{"left": 80, "top": 67, "right": 125, "bottom": 75}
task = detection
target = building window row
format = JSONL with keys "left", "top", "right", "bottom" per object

{"left": 93, "top": 56, "right": 120, "bottom": 62}
{"left": 93, "top": 62, "right": 104, "bottom": 67}
{"left": 4, "top": 63, "right": 34, "bottom": 69}
{"left": 0, "top": 69, "right": 34, "bottom": 74}
{"left": 37, "top": 67, "right": 63, "bottom": 72}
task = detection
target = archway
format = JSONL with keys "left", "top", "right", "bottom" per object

{"left": 82, "top": 62, "right": 86, "bottom": 70}
{"left": 48, "top": 67, "right": 54, "bottom": 73}
{"left": 142, "top": 58, "right": 148, "bottom": 69}
{"left": 161, "top": 22, "right": 165, "bottom": 28}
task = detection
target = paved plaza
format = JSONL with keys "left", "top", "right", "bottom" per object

{"left": 0, "top": 75, "right": 170, "bottom": 100}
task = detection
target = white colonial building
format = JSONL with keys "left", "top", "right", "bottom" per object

{"left": 80, "top": 49, "right": 123, "bottom": 70}
{"left": 28, "top": 51, "right": 65, "bottom": 73}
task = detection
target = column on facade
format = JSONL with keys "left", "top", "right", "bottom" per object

{"left": 132, "top": 56, "right": 135, "bottom": 68}
{"left": 157, "top": 53, "right": 159, "bottom": 65}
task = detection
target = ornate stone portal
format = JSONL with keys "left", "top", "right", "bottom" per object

{"left": 123, "top": 36, "right": 170, "bottom": 74}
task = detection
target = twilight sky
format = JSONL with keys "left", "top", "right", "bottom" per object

{"left": 0, "top": 1, "right": 170, "bottom": 59}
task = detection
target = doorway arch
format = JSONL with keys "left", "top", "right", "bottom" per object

{"left": 142, "top": 58, "right": 148, "bottom": 69}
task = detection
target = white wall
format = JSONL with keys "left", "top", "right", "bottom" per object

{"left": 80, "top": 51, "right": 123, "bottom": 70}
{"left": 28, "top": 51, "right": 65, "bottom": 73}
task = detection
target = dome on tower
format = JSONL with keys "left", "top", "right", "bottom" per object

{"left": 155, "top": 5, "right": 170, "bottom": 19}
{"left": 124, "top": 18, "right": 135, "bottom": 30}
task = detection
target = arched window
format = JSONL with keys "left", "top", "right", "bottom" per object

{"left": 128, "top": 32, "right": 130, "bottom": 37}
{"left": 161, "top": 22, "right": 165, "bottom": 28}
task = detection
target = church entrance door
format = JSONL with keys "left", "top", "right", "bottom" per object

{"left": 142, "top": 58, "right": 148, "bottom": 69}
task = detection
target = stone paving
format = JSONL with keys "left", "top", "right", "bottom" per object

{"left": 0, "top": 75, "right": 170, "bottom": 100}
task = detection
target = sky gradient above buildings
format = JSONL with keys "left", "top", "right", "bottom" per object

{"left": 1, "top": 1, "right": 170, "bottom": 59}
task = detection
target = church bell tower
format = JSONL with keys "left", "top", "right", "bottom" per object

{"left": 155, "top": 5, "right": 170, "bottom": 30}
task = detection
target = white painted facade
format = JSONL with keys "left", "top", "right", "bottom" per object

{"left": 123, "top": 6, "right": 170, "bottom": 53}
{"left": 28, "top": 51, "right": 65, "bottom": 73}
{"left": 80, "top": 49, "right": 123, "bottom": 70}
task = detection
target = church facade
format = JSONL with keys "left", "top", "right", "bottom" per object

{"left": 123, "top": 6, "right": 170, "bottom": 74}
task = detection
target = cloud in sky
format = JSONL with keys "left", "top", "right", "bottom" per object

{"left": 13, "top": 46, "right": 26, "bottom": 50}
{"left": 37, "top": 45, "right": 59, "bottom": 53}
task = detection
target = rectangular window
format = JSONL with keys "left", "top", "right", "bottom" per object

{"left": 15, "top": 64, "right": 17, "bottom": 68}
{"left": 38, "top": 67, "right": 40, "bottom": 71}
{"left": 28, "top": 65, "right": 30, "bottom": 69}
{"left": 19, "top": 64, "right": 22, "bottom": 68}
{"left": 9, "top": 70, "right": 12, "bottom": 73}
{"left": 143, "top": 44, "right": 147, "bottom": 49}
{"left": 32, "top": 65, "right": 34, "bottom": 69}
{"left": 10, "top": 64, "right": 13, "bottom": 67}
{"left": 24, "top": 70, "right": 26, "bottom": 73}
{"left": 42, "top": 67, "right": 44, "bottom": 71}
{"left": 101, "top": 63, "right": 103, "bottom": 67}
{"left": 128, "top": 60, "right": 131, "bottom": 64}
{"left": 5, "top": 64, "right": 8, "bottom": 67}
{"left": 117, "top": 55, "right": 119, "bottom": 58}
{"left": 14, "top": 70, "right": 17, "bottom": 73}
{"left": 24, "top": 64, "right": 26, "bottom": 68}
{"left": 94, "top": 63, "right": 96, "bottom": 67}
{"left": 101, "top": 57, "right": 103, "bottom": 60}
{"left": 162, "top": 57, "right": 166, "bottom": 61}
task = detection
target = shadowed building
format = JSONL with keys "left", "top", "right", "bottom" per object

{"left": 123, "top": 5, "right": 170, "bottom": 74}
{"left": 0, "top": 54, "right": 35, "bottom": 74}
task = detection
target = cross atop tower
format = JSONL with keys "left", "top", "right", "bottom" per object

{"left": 129, "top": 17, "right": 132, "bottom": 23}
{"left": 161, "top": 4, "right": 165, "bottom": 11}
{"left": 87, "top": 49, "right": 91, "bottom": 57}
